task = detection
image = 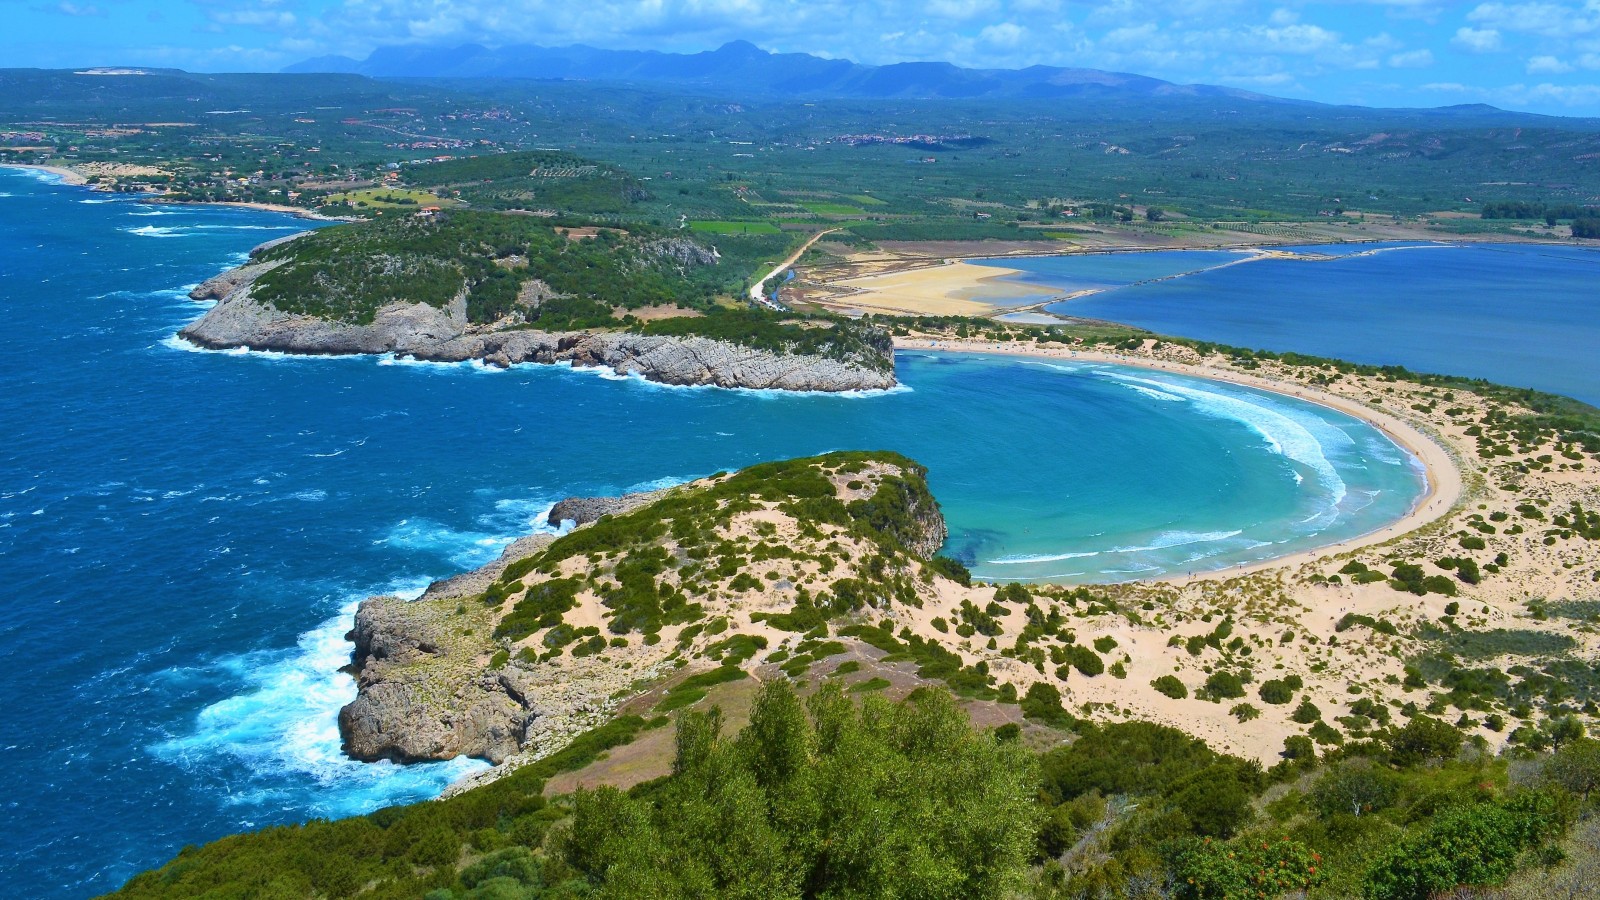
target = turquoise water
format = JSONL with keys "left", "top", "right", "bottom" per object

{"left": 0, "top": 169, "right": 1422, "bottom": 896}
{"left": 978, "top": 242, "right": 1600, "bottom": 405}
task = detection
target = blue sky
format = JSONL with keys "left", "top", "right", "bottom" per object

{"left": 11, "top": 0, "right": 1600, "bottom": 115}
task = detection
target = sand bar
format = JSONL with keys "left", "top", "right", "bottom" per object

{"left": 828, "top": 260, "right": 1049, "bottom": 317}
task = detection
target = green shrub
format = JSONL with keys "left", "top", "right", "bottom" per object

{"left": 1363, "top": 792, "right": 1569, "bottom": 900}
{"left": 1069, "top": 645, "right": 1105, "bottom": 677}
{"left": 1152, "top": 675, "right": 1189, "bottom": 699}
{"left": 1021, "top": 682, "right": 1076, "bottom": 729}
{"left": 926, "top": 555, "right": 972, "bottom": 586}
{"left": 1173, "top": 835, "right": 1324, "bottom": 899}
{"left": 1203, "top": 671, "right": 1246, "bottom": 700}
{"left": 1259, "top": 679, "right": 1296, "bottom": 705}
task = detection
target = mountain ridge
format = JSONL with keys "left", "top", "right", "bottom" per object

{"left": 285, "top": 38, "right": 1295, "bottom": 103}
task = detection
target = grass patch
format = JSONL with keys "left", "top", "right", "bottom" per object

{"left": 1537, "top": 600, "right": 1600, "bottom": 622}
{"left": 322, "top": 187, "right": 452, "bottom": 209}
{"left": 798, "top": 201, "right": 868, "bottom": 216}
{"left": 848, "top": 676, "right": 892, "bottom": 693}
{"left": 654, "top": 664, "right": 750, "bottom": 712}
{"left": 1424, "top": 627, "right": 1577, "bottom": 660}
{"left": 688, "top": 220, "right": 783, "bottom": 234}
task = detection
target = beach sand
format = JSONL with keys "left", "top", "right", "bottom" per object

{"left": 826, "top": 261, "right": 1048, "bottom": 317}
{"left": 887, "top": 334, "right": 1599, "bottom": 761}
{"left": 0, "top": 163, "right": 89, "bottom": 186}
{"left": 147, "top": 199, "right": 350, "bottom": 221}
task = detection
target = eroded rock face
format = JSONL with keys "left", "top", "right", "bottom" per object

{"left": 547, "top": 486, "right": 671, "bottom": 528}
{"left": 181, "top": 286, "right": 472, "bottom": 357}
{"left": 904, "top": 486, "right": 949, "bottom": 560}
{"left": 178, "top": 260, "right": 895, "bottom": 392}
{"left": 339, "top": 595, "right": 536, "bottom": 765}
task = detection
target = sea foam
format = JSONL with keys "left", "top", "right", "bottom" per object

{"left": 1098, "top": 370, "right": 1348, "bottom": 508}
{"left": 149, "top": 579, "right": 490, "bottom": 818}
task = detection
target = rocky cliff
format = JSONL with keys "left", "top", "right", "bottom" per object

{"left": 181, "top": 257, "right": 896, "bottom": 392}
{"left": 337, "top": 489, "right": 670, "bottom": 766}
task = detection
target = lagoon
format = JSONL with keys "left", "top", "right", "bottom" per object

{"left": 978, "top": 241, "right": 1600, "bottom": 406}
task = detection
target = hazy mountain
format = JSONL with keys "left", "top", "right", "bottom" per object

{"left": 285, "top": 39, "right": 1285, "bottom": 102}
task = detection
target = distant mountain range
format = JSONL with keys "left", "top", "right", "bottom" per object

{"left": 286, "top": 39, "right": 1290, "bottom": 103}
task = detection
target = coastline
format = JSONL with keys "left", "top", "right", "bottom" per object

{"left": 803, "top": 237, "right": 1592, "bottom": 321}
{"left": 0, "top": 162, "right": 90, "bottom": 186}
{"left": 0, "top": 165, "right": 350, "bottom": 220}
{"left": 147, "top": 197, "right": 353, "bottom": 221}
{"left": 894, "top": 336, "right": 1462, "bottom": 584}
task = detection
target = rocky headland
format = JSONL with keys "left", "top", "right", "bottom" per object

{"left": 181, "top": 243, "right": 897, "bottom": 393}
{"left": 335, "top": 454, "right": 951, "bottom": 776}
{"left": 338, "top": 486, "right": 670, "bottom": 766}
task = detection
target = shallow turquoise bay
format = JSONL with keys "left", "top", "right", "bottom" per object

{"left": 0, "top": 169, "right": 1424, "bottom": 896}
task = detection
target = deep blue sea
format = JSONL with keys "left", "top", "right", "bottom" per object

{"left": 978, "top": 242, "right": 1600, "bottom": 406}
{"left": 1, "top": 170, "right": 1425, "bottom": 896}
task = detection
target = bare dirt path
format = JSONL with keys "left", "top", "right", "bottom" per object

{"left": 749, "top": 228, "right": 840, "bottom": 306}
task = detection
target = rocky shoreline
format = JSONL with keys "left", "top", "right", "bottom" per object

{"left": 338, "top": 486, "right": 671, "bottom": 767}
{"left": 181, "top": 246, "right": 897, "bottom": 393}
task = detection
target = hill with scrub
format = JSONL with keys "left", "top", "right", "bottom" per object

{"left": 110, "top": 450, "right": 1600, "bottom": 900}
{"left": 179, "top": 198, "right": 895, "bottom": 391}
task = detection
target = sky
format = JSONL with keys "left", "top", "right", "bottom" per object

{"left": 9, "top": 0, "right": 1600, "bottom": 116}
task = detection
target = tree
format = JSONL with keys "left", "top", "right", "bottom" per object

{"left": 1363, "top": 792, "right": 1568, "bottom": 900}
{"left": 673, "top": 707, "right": 723, "bottom": 775}
{"left": 1544, "top": 716, "right": 1587, "bottom": 752}
{"left": 1387, "top": 715, "right": 1462, "bottom": 767}
{"left": 559, "top": 681, "right": 1041, "bottom": 900}
{"left": 1312, "top": 760, "right": 1398, "bottom": 818}
{"left": 1547, "top": 738, "right": 1600, "bottom": 801}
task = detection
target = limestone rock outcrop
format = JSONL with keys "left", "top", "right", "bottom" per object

{"left": 179, "top": 256, "right": 896, "bottom": 392}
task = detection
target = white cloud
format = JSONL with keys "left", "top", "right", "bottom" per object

{"left": 210, "top": 9, "right": 298, "bottom": 29}
{"left": 1452, "top": 26, "right": 1503, "bottom": 51}
{"left": 52, "top": 1, "right": 103, "bottom": 16}
{"left": 979, "top": 21, "right": 1026, "bottom": 46}
{"left": 1467, "top": 2, "right": 1600, "bottom": 37}
{"left": 1388, "top": 48, "right": 1434, "bottom": 66}
{"left": 1526, "top": 54, "right": 1574, "bottom": 72}
{"left": 1423, "top": 77, "right": 1600, "bottom": 107}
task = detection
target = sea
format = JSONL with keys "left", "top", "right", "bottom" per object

{"left": 975, "top": 242, "right": 1600, "bottom": 406}
{"left": 2, "top": 169, "right": 1429, "bottom": 895}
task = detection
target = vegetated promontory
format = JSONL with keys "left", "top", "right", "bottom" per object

{"left": 180, "top": 156, "right": 894, "bottom": 393}
{"left": 112, "top": 449, "right": 1600, "bottom": 900}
